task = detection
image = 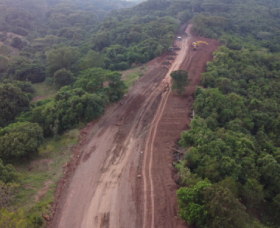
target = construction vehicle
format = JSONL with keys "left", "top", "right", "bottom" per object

{"left": 192, "top": 41, "right": 209, "bottom": 51}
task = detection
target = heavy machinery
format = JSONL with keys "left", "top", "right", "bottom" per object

{"left": 192, "top": 41, "right": 209, "bottom": 51}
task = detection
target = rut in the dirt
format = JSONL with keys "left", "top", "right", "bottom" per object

{"left": 48, "top": 24, "right": 219, "bottom": 228}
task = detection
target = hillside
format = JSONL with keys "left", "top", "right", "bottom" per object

{"left": 0, "top": 0, "right": 280, "bottom": 227}
{"left": 48, "top": 23, "right": 220, "bottom": 228}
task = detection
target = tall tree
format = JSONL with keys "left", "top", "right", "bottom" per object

{"left": 204, "top": 185, "right": 249, "bottom": 228}
{"left": 0, "top": 122, "right": 44, "bottom": 162}
{"left": 170, "top": 70, "right": 190, "bottom": 95}
{"left": 46, "top": 46, "right": 79, "bottom": 76}
{"left": 0, "top": 84, "right": 30, "bottom": 127}
{"left": 177, "top": 179, "right": 212, "bottom": 227}
{"left": 54, "top": 68, "right": 74, "bottom": 88}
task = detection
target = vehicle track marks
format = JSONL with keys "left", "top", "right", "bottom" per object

{"left": 49, "top": 23, "right": 220, "bottom": 228}
{"left": 142, "top": 24, "right": 192, "bottom": 228}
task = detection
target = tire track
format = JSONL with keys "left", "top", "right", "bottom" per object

{"left": 80, "top": 68, "right": 168, "bottom": 228}
{"left": 142, "top": 24, "right": 192, "bottom": 228}
{"left": 49, "top": 23, "right": 220, "bottom": 228}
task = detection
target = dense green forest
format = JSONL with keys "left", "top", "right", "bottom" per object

{"left": 0, "top": 0, "right": 280, "bottom": 227}
{"left": 170, "top": 0, "right": 280, "bottom": 228}
{"left": 0, "top": 0, "right": 178, "bottom": 226}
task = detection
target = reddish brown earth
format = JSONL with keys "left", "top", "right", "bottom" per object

{"left": 48, "top": 24, "right": 219, "bottom": 228}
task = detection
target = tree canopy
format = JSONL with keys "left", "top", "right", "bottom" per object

{"left": 0, "top": 159, "right": 18, "bottom": 183}
{"left": 0, "top": 0, "right": 280, "bottom": 226}
{"left": 0, "top": 122, "right": 43, "bottom": 162}
{"left": 170, "top": 70, "right": 190, "bottom": 95}
{"left": 178, "top": 31, "right": 280, "bottom": 228}
{"left": 0, "top": 84, "right": 30, "bottom": 128}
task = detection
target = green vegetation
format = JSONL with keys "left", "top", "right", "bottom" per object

{"left": 172, "top": 0, "right": 280, "bottom": 227}
{"left": 178, "top": 179, "right": 249, "bottom": 228}
{"left": 0, "top": 208, "right": 31, "bottom": 228}
{"left": 13, "top": 129, "right": 79, "bottom": 228}
{"left": 170, "top": 70, "right": 190, "bottom": 95}
{"left": 0, "top": 83, "right": 30, "bottom": 127}
{"left": 123, "top": 66, "right": 149, "bottom": 90}
{"left": 18, "top": 86, "right": 106, "bottom": 137}
{"left": 2, "top": 79, "right": 35, "bottom": 94}
{"left": 0, "top": 122, "right": 43, "bottom": 162}
{"left": 5, "top": 57, "right": 46, "bottom": 83}
{"left": 0, "top": 0, "right": 280, "bottom": 227}
{"left": 0, "top": 0, "right": 142, "bottom": 226}
{"left": 178, "top": 47, "right": 280, "bottom": 222}
{"left": 0, "top": 128, "right": 79, "bottom": 227}
{"left": 18, "top": 130, "right": 78, "bottom": 198}
{"left": 0, "top": 159, "right": 18, "bottom": 183}
{"left": 54, "top": 68, "right": 74, "bottom": 88}
{"left": 74, "top": 67, "right": 125, "bottom": 102}
{"left": 32, "top": 82, "right": 57, "bottom": 100}
{"left": 46, "top": 46, "right": 79, "bottom": 77}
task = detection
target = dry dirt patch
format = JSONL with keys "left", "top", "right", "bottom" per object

{"left": 28, "top": 158, "right": 54, "bottom": 172}
{"left": 0, "top": 32, "right": 24, "bottom": 56}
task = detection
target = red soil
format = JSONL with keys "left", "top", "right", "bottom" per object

{"left": 48, "top": 24, "right": 219, "bottom": 228}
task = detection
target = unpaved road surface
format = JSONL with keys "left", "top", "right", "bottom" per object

{"left": 49, "top": 24, "right": 219, "bottom": 228}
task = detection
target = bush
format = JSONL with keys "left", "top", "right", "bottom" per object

{"left": 6, "top": 57, "right": 46, "bottom": 83}
{"left": 0, "top": 208, "right": 31, "bottom": 228}
{"left": 0, "top": 181, "right": 20, "bottom": 209}
{"left": 0, "top": 84, "right": 30, "bottom": 127}
{"left": 29, "top": 214, "right": 44, "bottom": 227}
{"left": 2, "top": 80, "right": 35, "bottom": 94}
{"left": 18, "top": 87, "right": 106, "bottom": 136}
{"left": 44, "top": 77, "right": 54, "bottom": 86}
{"left": 54, "top": 68, "right": 74, "bottom": 88}
{"left": 170, "top": 70, "right": 190, "bottom": 95}
{"left": 178, "top": 180, "right": 249, "bottom": 228}
{"left": 0, "top": 122, "right": 44, "bottom": 162}
{"left": 10, "top": 37, "right": 23, "bottom": 49}
{"left": 0, "top": 160, "right": 18, "bottom": 183}
{"left": 177, "top": 179, "right": 211, "bottom": 227}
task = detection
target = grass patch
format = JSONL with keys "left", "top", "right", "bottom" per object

{"left": 13, "top": 129, "right": 80, "bottom": 220}
{"left": 32, "top": 81, "right": 57, "bottom": 100}
{"left": 123, "top": 65, "right": 149, "bottom": 92}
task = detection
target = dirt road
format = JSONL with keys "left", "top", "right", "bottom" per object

{"left": 49, "top": 24, "right": 219, "bottom": 228}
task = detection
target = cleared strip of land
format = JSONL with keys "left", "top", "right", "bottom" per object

{"left": 49, "top": 24, "right": 219, "bottom": 228}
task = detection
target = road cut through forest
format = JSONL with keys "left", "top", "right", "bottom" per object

{"left": 48, "top": 24, "right": 219, "bottom": 228}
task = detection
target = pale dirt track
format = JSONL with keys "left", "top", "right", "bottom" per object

{"left": 48, "top": 24, "right": 219, "bottom": 228}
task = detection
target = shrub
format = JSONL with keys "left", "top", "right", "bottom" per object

{"left": 54, "top": 68, "right": 74, "bottom": 88}
{"left": 0, "top": 122, "right": 44, "bottom": 162}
